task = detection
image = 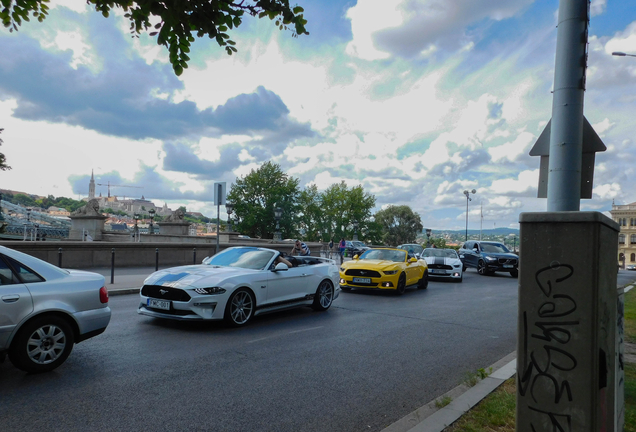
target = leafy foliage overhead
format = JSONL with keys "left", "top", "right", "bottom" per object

{"left": 1, "top": 0, "right": 309, "bottom": 76}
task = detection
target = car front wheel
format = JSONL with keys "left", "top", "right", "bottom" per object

{"left": 224, "top": 288, "right": 255, "bottom": 327}
{"left": 9, "top": 315, "right": 75, "bottom": 373}
{"left": 477, "top": 260, "right": 489, "bottom": 276}
{"left": 395, "top": 274, "right": 406, "bottom": 295}
{"left": 312, "top": 280, "right": 334, "bottom": 311}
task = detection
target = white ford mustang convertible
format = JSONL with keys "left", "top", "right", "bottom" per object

{"left": 138, "top": 247, "right": 340, "bottom": 326}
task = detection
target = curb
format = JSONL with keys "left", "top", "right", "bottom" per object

{"left": 381, "top": 351, "right": 517, "bottom": 432}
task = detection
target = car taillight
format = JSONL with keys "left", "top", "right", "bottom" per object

{"left": 99, "top": 286, "right": 109, "bottom": 304}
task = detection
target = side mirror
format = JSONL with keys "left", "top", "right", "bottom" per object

{"left": 273, "top": 262, "right": 289, "bottom": 272}
{"left": 459, "top": 254, "right": 465, "bottom": 259}
{"left": 353, "top": 254, "right": 359, "bottom": 260}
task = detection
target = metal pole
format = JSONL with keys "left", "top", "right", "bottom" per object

{"left": 110, "top": 248, "right": 115, "bottom": 284}
{"left": 58, "top": 247, "right": 62, "bottom": 267}
{"left": 216, "top": 184, "right": 221, "bottom": 255}
{"left": 546, "top": 0, "right": 588, "bottom": 211}
{"left": 155, "top": 248, "right": 159, "bottom": 271}
{"left": 465, "top": 196, "right": 469, "bottom": 241}
{"left": 193, "top": 248, "right": 197, "bottom": 264}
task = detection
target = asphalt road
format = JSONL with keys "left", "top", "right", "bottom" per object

{"left": 0, "top": 270, "right": 548, "bottom": 431}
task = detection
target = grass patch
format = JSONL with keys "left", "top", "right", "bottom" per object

{"left": 435, "top": 396, "right": 453, "bottom": 409}
{"left": 446, "top": 378, "right": 516, "bottom": 432}
{"left": 463, "top": 367, "right": 492, "bottom": 387}
{"left": 625, "top": 288, "right": 636, "bottom": 344}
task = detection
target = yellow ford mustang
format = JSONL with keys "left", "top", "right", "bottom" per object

{"left": 339, "top": 248, "right": 429, "bottom": 295}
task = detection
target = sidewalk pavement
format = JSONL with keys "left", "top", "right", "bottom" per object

{"left": 91, "top": 264, "right": 518, "bottom": 432}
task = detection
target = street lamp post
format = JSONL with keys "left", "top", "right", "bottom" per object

{"left": 148, "top": 208, "right": 156, "bottom": 234}
{"left": 509, "top": 233, "right": 517, "bottom": 253}
{"left": 426, "top": 228, "right": 432, "bottom": 247}
{"left": 353, "top": 222, "right": 359, "bottom": 241}
{"left": 226, "top": 203, "right": 234, "bottom": 232}
{"left": 612, "top": 51, "right": 636, "bottom": 58}
{"left": 134, "top": 213, "right": 140, "bottom": 242}
{"left": 274, "top": 206, "right": 282, "bottom": 241}
{"left": 463, "top": 189, "right": 476, "bottom": 241}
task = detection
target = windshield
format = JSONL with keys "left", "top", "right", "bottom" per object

{"left": 480, "top": 243, "right": 510, "bottom": 253}
{"left": 202, "top": 248, "right": 275, "bottom": 270}
{"left": 399, "top": 244, "right": 423, "bottom": 255}
{"left": 359, "top": 249, "right": 406, "bottom": 262}
{"left": 422, "top": 249, "right": 458, "bottom": 259}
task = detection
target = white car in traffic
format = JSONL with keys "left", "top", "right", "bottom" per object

{"left": 138, "top": 247, "right": 340, "bottom": 326}
{"left": 420, "top": 248, "right": 464, "bottom": 282}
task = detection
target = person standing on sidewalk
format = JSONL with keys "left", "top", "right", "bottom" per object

{"left": 338, "top": 238, "right": 346, "bottom": 263}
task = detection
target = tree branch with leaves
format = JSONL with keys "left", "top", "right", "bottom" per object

{"left": 1, "top": 0, "right": 309, "bottom": 76}
{"left": 0, "top": 128, "right": 11, "bottom": 171}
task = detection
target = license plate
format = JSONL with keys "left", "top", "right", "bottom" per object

{"left": 430, "top": 269, "right": 445, "bottom": 274}
{"left": 148, "top": 298, "right": 171, "bottom": 310}
{"left": 503, "top": 264, "right": 514, "bottom": 268}
{"left": 353, "top": 277, "right": 371, "bottom": 283}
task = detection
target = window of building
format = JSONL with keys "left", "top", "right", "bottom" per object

{"left": 631, "top": 235, "right": 636, "bottom": 244}
{"left": 631, "top": 253, "right": 636, "bottom": 262}
{"left": 619, "top": 234, "right": 626, "bottom": 244}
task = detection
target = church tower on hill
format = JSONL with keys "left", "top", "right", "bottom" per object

{"left": 88, "top": 170, "right": 96, "bottom": 200}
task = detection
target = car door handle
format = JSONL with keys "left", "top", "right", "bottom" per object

{"left": 2, "top": 295, "right": 20, "bottom": 303}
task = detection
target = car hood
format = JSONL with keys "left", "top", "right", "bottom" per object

{"left": 481, "top": 252, "right": 518, "bottom": 259}
{"left": 143, "top": 265, "right": 257, "bottom": 289}
{"left": 344, "top": 259, "right": 400, "bottom": 269}
{"left": 424, "top": 256, "right": 460, "bottom": 265}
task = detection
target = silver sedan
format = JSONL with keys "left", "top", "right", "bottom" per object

{"left": 0, "top": 246, "right": 111, "bottom": 373}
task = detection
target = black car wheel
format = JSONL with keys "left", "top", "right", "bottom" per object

{"left": 312, "top": 280, "right": 334, "bottom": 311}
{"left": 395, "top": 274, "right": 406, "bottom": 295}
{"left": 462, "top": 265, "right": 467, "bottom": 272}
{"left": 417, "top": 271, "right": 428, "bottom": 290}
{"left": 224, "top": 288, "right": 255, "bottom": 327}
{"left": 477, "top": 260, "right": 489, "bottom": 276}
{"left": 9, "top": 315, "right": 75, "bottom": 373}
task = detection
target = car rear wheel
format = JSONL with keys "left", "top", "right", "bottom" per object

{"left": 224, "top": 288, "right": 255, "bottom": 327}
{"left": 312, "top": 280, "right": 334, "bottom": 311}
{"left": 477, "top": 260, "right": 489, "bottom": 276}
{"left": 417, "top": 271, "right": 428, "bottom": 290}
{"left": 9, "top": 315, "right": 75, "bottom": 373}
{"left": 395, "top": 274, "right": 406, "bottom": 295}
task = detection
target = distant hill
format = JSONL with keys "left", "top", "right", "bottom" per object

{"left": 427, "top": 228, "right": 519, "bottom": 236}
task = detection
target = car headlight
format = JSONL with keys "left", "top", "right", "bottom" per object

{"left": 193, "top": 287, "right": 226, "bottom": 295}
{"left": 383, "top": 270, "right": 398, "bottom": 275}
{"left": 453, "top": 264, "right": 461, "bottom": 268}
{"left": 485, "top": 256, "right": 497, "bottom": 262}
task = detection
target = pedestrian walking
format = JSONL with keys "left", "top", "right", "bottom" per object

{"left": 338, "top": 238, "right": 346, "bottom": 264}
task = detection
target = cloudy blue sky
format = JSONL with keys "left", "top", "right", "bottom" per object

{"left": 1, "top": 0, "right": 635, "bottom": 231}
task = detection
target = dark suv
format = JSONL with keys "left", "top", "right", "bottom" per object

{"left": 458, "top": 241, "right": 518, "bottom": 277}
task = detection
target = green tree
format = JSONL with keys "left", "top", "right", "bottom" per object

{"left": 0, "top": 128, "right": 10, "bottom": 171}
{"left": 227, "top": 161, "right": 300, "bottom": 239}
{"left": 2, "top": 0, "right": 309, "bottom": 76}
{"left": 429, "top": 237, "right": 447, "bottom": 249}
{"left": 374, "top": 205, "right": 423, "bottom": 246}
{"left": 320, "top": 181, "right": 375, "bottom": 242}
{"left": 297, "top": 184, "right": 323, "bottom": 241}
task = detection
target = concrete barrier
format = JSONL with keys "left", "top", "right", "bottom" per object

{"left": 0, "top": 240, "right": 323, "bottom": 269}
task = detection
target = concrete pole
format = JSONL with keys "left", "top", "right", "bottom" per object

{"left": 216, "top": 183, "right": 221, "bottom": 255}
{"left": 546, "top": 0, "right": 588, "bottom": 211}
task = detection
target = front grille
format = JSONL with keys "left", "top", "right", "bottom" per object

{"left": 347, "top": 281, "right": 379, "bottom": 287}
{"left": 345, "top": 269, "right": 382, "bottom": 278}
{"left": 145, "top": 306, "right": 195, "bottom": 316}
{"left": 141, "top": 285, "right": 191, "bottom": 302}
{"left": 497, "top": 258, "right": 518, "bottom": 265}
{"left": 428, "top": 264, "right": 453, "bottom": 270}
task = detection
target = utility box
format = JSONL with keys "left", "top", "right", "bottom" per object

{"left": 517, "top": 212, "right": 623, "bottom": 432}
